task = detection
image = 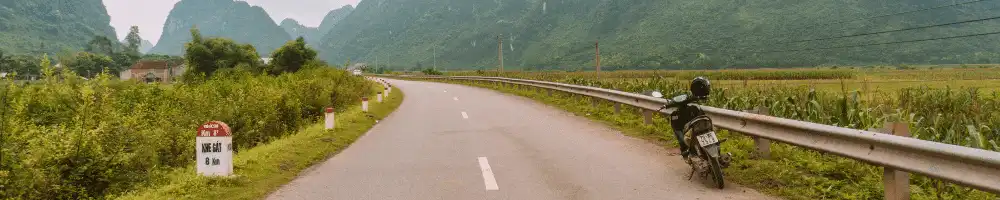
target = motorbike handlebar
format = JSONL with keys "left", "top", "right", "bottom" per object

{"left": 657, "top": 95, "right": 706, "bottom": 112}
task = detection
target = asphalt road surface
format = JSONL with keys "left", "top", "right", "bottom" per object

{"left": 267, "top": 79, "right": 775, "bottom": 200}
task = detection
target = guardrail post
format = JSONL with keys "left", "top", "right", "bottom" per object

{"left": 591, "top": 97, "right": 599, "bottom": 107}
{"left": 547, "top": 89, "right": 552, "bottom": 97}
{"left": 614, "top": 103, "right": 621, "bottom": 114}
{"left": 643, "top": 110, "right": 653, "bottom": 124}
{"left": 752, "top": 107, "right": 772, "bottom": 159}
{"left": 883, "top": 122, "right": 911, "bottom": 200}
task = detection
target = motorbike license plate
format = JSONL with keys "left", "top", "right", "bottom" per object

{"left": 696, "top": 132, "right": 719, "bottom": 147}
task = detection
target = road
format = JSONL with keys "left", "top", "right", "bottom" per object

{"left": 267, "top": 79, "right": 775, "bottom": 200}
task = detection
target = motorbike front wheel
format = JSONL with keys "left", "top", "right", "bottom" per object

{"left": 708, "top": 156, "right": 725, "bottom": 189}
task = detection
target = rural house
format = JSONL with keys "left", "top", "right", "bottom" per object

{"left": 120, "top": 60, "right": 186, "bottom": 83}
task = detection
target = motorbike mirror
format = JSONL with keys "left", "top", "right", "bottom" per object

{"left": 650, "top": 91, "right": 664, "bottom": 98}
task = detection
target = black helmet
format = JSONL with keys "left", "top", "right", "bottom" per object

{"left": 691, "top": 77, "right": 711, "bottom": 99}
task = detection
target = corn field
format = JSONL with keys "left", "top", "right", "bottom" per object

{"left": 557, "top": 76, "right": 999, "bottom": 152}
{"left": 447, "top": 68, "right": 856, "bottom": 81}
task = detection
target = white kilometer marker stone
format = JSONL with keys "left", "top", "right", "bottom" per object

{"left": 461, "top": 112, "right": 469, "bottom": 119}
{"left": 478, "top": 157, "right": 499, "bottom": 191}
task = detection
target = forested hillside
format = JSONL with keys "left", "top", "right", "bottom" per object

{"left": 0, "top": 0, "right": 118, "bottom": 55}
{"left": 319, "top": 0, "right": 1000, "bottom": 70}
{"left": 138, "top": 40, "right": 153, "bottom": 53}
{"left": 149, "top": 0, "right": 291, "bottom": 56}
{"left": 280, "top": 19, "right": 322, "bottom": 45}
{"left": 317, "top": 5, "right": 354, "bottom": 38}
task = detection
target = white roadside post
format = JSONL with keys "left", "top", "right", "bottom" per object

{"left": 196, "top": 121, "right": 233, "bottom": 177}
{"left": 324, "top": 107, "right": 335, "bottom": 130}
{"left": 362, "top": 97, "right": 369, "bottom": 112}
{"left": 377, "top": 92, "right": 383, "bottom": 102}
{"left": 383, "top": 87, "right": 389, "bottom": 98}
{"left": 387, "top": 84, "right": 392, "bottom": 96}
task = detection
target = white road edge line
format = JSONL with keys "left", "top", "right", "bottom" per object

{"left": 461, "top": 112, "right": 469, "bottom": 119}
{"left": 478, "top": 157, "right": 499, "bottom": 191}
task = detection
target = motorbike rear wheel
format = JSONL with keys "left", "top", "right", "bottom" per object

{"left": 708, "top": 156, "right": 725, "bottom": 189}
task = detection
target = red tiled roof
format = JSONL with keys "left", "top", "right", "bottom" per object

{"left": 130, "top": 61, "right": 170, "bottom": 70}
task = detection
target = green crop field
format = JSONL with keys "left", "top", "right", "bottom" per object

{"left": 446, "top": 67, "right": 1000, "bottom": 150}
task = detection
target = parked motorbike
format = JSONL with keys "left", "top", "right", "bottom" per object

{"left": 650, "top": 77, "right": 732, "bottom": 189}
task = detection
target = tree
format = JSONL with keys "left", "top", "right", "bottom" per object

{"left": 269, "top": 37, "right": 318, "bottom": 74}
{"left": 141, "top": 54, "right": 185, "bottom": 66}
{"left": 124, "top": 26, "right": 143, "bottom": 55}
{"left": 86, "top": 35, "right": 137, "bottom": 71}
{"left": 86, "top": 36, "right": 116, "bottom": 56}
{"left": 0, "top": 50, "right": 12, "bottom": 73}
{"left": 111, "top": 53, "right": 140, "bottom": 72}
{"left": 9, "top": 55, "right": 41, "bottom": 77}
{"left": 183, "top": 27, "right": 263, "bottom": 80}
{"left": 40, "top": 53, "right": 54, "bottom": 79}
{"left": 64, "top": 52, "right": 114, "bottom": 78}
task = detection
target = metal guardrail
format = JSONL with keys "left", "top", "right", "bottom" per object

{"left": 388, "top": 75, "right": 1000, "bottom": 196}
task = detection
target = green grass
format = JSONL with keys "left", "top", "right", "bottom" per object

{"left": 418, "top": 78, "right": 997, "bottom": 200}
{"left": 114, "top": 86, "right": 404, "bottom": 200}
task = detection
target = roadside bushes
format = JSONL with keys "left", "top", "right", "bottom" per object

{"left": 0, "top": 66, "right": 372, "bottom": 199}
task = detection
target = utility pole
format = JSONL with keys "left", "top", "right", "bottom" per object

{"left": 595, "top": 40, "right": 601, "bottom": 72}
{"left": 433, "top": 48, "right": 437, "bottom": 71}
{"left": 497, "top": 34, "right": 504, "bottom": 73}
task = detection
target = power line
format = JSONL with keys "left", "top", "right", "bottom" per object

{"left": 777, "top": 15, "right": 1000, "bottom": 44}
{"left": 752, "top": 30, "right": 1000, "bottom": 54}
{"left": 717, "top": 0, "right": 999, "bottom": 49}
{"left": 794, "top": 0, "right": 997, "bottom": 31}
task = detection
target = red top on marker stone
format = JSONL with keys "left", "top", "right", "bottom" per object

{"left": 197, "top": 121, "right": 231, "bottom": 137}
{"left": 362, "top": 97, "right": 369, "bottom": 101}
{"left": 325, "top": 107, "right": 334, "bottom": 113}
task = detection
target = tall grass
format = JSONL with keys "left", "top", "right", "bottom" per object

{"left": 0, "top": 67, "right": 373, "bottom": 199}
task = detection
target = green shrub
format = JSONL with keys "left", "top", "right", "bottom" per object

{"left": 421, "top": 68, "right": 443, "bottom": 75}
{"left": 0, "top": 66, "right": 373, "bottom": 199}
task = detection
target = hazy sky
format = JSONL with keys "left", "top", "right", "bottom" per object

{"left": 103, "top": 0, "right": 361, "bottom": 44}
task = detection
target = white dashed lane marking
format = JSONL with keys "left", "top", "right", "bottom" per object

{"left": 478, "top": 157, "right": 499, "bottom": 191}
